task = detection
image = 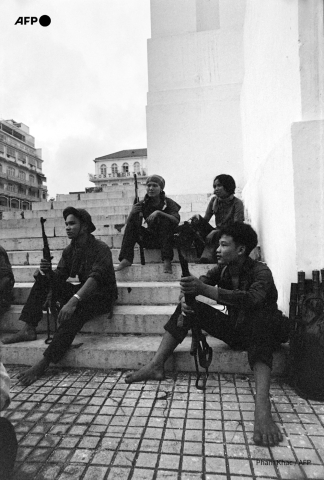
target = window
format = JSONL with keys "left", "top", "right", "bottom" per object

{"left": 7, "top": 146, "right": 15, "bottom": 158}
{"left": 0, "top": 164, "right": 2, "bottom": 172}
{"left": 100, "top": 164, "right": 107, "bottom": 176}
{"left": 18, "top": 170, "right": 26, "bottom": 180}
{"left": 122, "top": 163, "right": 129, "bottom": 173}
{"left": 7, "top": 183, "right": 15, "bottom": 192}
{"left": 111, "top": 163, "right": 118, "bottom": 174}
{"left": 7, "top": 167, "right": 15, "bottom": 177}
{"left": 133, "top": 162, "right": 140, "bottom": 173}
{"left": 29, "top": 174, "right": 35, "bottom": 183}
{"left": 18, "top": 151, "right": 26, "bottom": 163}
{"left": 0, "top": 144, "right": 4, "bottom": 154}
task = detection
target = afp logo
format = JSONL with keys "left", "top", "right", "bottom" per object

{"left": 15, "top": 15, "right": 51, "bottom": 27}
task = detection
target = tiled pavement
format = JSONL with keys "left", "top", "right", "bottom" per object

{"left": 3, "top": 365, "right": 324, "bottom": 480}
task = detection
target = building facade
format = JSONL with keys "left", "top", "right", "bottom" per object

{"left": 0, "top": 119, "right": 47, "bottom": 213}
{"left": 88, "top": 149, "right": 148, "bottom": 189}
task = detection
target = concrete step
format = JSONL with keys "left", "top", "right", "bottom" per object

{"left": 0, "top": 212, "right": 205, "bottom": 238}
{"left": 1, "top": 235, "right": 120, "bottom": 251}
{"left": 11, "top": 263, "right": 211, "bottom": 283}
{"left": 7, "top": 248, "right": 199, "bottom": 266}
{"left": 31, "top": 193, "right": 210, "bottom": 211}
{"left": 13, "top": 282, "right": 182, "bottom": 305}
{"left": 0, "top": 333, "right": 288, "bottom": 375}
{"left": 0, "top": 217, "right": 128, "bottom": 238}
{"left": 0, "top": 304, "right": 175, "bottom": 335}
{"left": 0, "top": 203, "right": 200, "bottom": 229}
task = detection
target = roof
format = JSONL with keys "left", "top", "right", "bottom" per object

{"left": 95, "top": 149, "right": 147, "bottom": 161}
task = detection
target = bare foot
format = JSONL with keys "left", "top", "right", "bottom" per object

{"left": 125, "top": 362, "right": 165, "bottom": 384}
{"left": 115, "top": 259, "right": 132, "bottom": 271}
{"left": 253, "top": 395, "right": 283, "bottom": 446}
{"left": 2, "top": 325, "right": 37, "bottom": 344}
{"left": 163, "top": 259, "right": 172, "bottom": 274}
{"left": 17, "top": 358, "right": 49, "bottom": 386}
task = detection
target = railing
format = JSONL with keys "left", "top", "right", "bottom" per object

{"left": 89, "top": 170, "right": 147, "bottom": 181}
{"left": 0, "top": 189, "right": 41, "bottom": 201}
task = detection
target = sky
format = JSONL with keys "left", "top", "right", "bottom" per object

{"left": 0, "top": 0, "right": 151, "bottom": 198}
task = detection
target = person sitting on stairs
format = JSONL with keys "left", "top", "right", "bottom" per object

{"left": 2, "top": 207, "right": 118, "bottom": 386}
{"left": 0, "top": 245, "right": 15, "bottom": 315}
{"left": 125, "top": 222, "right": 289, "bottom": 447}
{"left": 191, "top": 174, "right": 244, "bottom": 263}
{"left": 115, "top": 175, "right": 181, "bottom": 274}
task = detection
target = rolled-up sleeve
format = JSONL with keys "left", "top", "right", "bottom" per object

{"left": 217, "top": 265, "right": 274, "bottom": 309}
{"left": 166, "top": 199, "right": 181, "bottom": 223}
{"left": 88, "top": 243, "right": 115, "bottom": 287}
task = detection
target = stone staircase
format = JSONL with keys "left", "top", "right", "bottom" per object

{"left": 0, "top": 187, "right": 288, "bottom": 375}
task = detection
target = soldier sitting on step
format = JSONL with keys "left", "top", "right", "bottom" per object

{"left": 0, "top": 245, "right": 15, "bottom": 315}
{"left": 125, "top": 223, "right": 289, "bottom": 447}
{"left": 191, "top": 174, "right": 244, "bottom": 263}
{"left": 2, "top": 207, "right": 118, "bottom": 386}
{"left": 115, "top": 175, "right": 181, "bottom": 274}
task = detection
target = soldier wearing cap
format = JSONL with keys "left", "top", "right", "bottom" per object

{"left": 3, "top": 207, "right": 118, "bottom": 385}
{"left": 116, "top": 174, "right": 181, "bottom": 274}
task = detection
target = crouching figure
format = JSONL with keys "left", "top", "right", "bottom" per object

{"left": 125, "top": 222, "right": 289, "bottom": 446}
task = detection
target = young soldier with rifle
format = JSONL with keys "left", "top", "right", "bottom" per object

{"left": 2, "top": 208, "right": 118, "bottom": 386}
{"left": 126, "top": 223, "right": 289, "bottom": 447}
{"left": 115, "top": 175, "right": 181, "bottom": 274}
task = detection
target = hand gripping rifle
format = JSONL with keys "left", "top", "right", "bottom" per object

{"left": 40, "top": 217, "right": 58, "bottom": 344}
{"left": 134, "top": 173, "right": 145, "bottom": 265}
{"left": 174, "top": 233, "right": 213, "bottom": 390}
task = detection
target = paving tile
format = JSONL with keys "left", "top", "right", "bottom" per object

{"left": 5, "top": 367, "right": 324, "bottom": 480}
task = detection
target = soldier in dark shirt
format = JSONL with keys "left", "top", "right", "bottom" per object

{"left": 125, "top": 223, "right": 288, "bottom": 447}
{"left": 0, "top": 245, "right": 15, "bottom": 314}
{"left": 3, "top": 208, "right": 118, "bottom": 385}
{"left": 116, "top": 175, "right": 181, "bottom": 273}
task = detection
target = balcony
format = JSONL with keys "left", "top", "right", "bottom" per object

{"left": 89, "top": 170, "right": 147, "bottom": 183}
{"left": 0, "top": 170, "right": 47, "bottom": 189}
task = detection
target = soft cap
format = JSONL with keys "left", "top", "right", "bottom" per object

{"left": 63, "top": 207, "right": 96, "bottom": 233}
{"left": 146, "top": 175, "right": 165, "bottom": 190}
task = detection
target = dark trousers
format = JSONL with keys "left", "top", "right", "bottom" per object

{"left": 0, "top": 276, "right": 15, "bottom": 313}
{"left": 119, "top": 215, "right": 177, "bottom": 263}
{"left": 164, "top": 302, "right": 288, "bottom": 370}
{"left": 0, "top": 417, "right": 18, "bottom": 479}
{"left": 19, "top": 278, "right": 112, "bottom": 364}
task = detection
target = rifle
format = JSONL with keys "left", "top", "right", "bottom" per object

{"left": 40, "top": 217, "right": 58, "bottom": 344}
{"left": 134, "top": 173, "right": 145, "bottom": 265}
{"left": 174, "top": 233, "right": 213, "bottom": 390}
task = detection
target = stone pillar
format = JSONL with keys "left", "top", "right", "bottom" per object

{"left": 146, "top": 0, "right": 246, "bottom": 195}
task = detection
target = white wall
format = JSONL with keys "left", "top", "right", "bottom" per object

{"left": 147, "top": 0, "right": 246, "bottom": 195}
{"left": 242, "top": 0, "right": 324, "bottom": 311}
